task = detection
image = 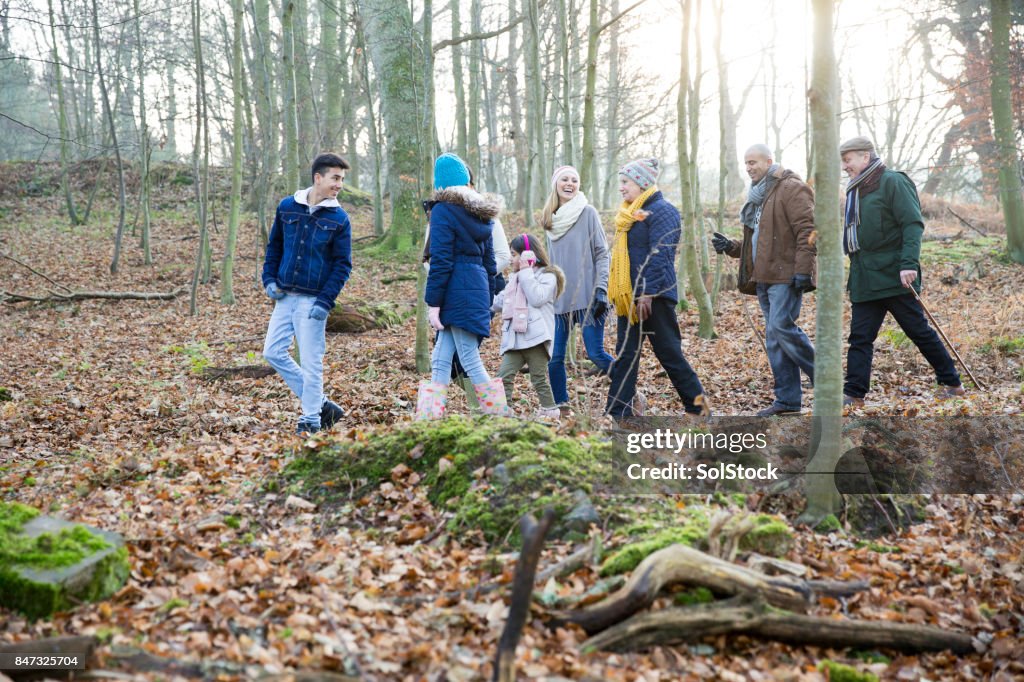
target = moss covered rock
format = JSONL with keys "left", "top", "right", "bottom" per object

{"left": 0, "top": 503, "right": 130, "bottom": 619}
{"left": 280, "top": 416, "right": 614, "bottom": 544}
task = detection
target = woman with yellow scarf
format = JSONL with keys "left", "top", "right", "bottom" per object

{"left": 605, "top": 158, "right": 709, "bottom": 418}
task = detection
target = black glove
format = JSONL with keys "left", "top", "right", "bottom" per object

{"left": 711, "top": 232, "right": 732, "bottom": 254}
{"left": 791, "top": 273, "right": 815, "bottom": 293}
{"left": 589, "top": 288, "right": 608, "bottom": 321}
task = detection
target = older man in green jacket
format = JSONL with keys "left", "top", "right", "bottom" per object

{"left": 839, "top": 136, "right": 965, "bottom": 406}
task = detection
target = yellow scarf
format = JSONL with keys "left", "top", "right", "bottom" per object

{"left": 608, "top": 185, "right": 658, "bottom": 323}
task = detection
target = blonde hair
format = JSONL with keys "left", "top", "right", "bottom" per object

{"left": 538, "top": 189, "right": 560, "bottom": 232}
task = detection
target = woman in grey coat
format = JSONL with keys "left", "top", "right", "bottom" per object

{"left": 541, "top": 165, "right": 614, "bottom": 408}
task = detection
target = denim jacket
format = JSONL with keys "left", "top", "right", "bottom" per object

{"left": 262, "top": 190, "right": 353, "bottom": 312}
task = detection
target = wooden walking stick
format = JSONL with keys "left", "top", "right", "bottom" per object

{"left": 908, "top": 286, "right": 985, "bottom": 391}
{"left": 741, "top": 296, "right": 769, "bottom": 359}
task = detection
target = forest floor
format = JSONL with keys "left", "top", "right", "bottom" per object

{"left": 1, "top": 164, "right": 1023, "bottom": 681}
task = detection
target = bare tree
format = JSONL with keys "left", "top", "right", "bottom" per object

{"left": 802, "top": 0, "right": 843, "bottom": 524}
{"left": 94, "top": 0, "right": 128, "bottom": 275}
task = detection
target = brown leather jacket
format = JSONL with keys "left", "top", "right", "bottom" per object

{"left": 725, "top": 167, "right": 817, "bottom": 295}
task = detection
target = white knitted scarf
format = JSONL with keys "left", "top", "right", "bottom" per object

{"left": 549, "top": 192, "right": 589, "bottom": 241}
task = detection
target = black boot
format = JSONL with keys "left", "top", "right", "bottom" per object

{"left": 320, "top": 399, "right": 346, "bottom": 429}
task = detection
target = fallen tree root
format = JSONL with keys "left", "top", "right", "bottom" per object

{"left": 557, "top": 543, "right": 813, "bottom": 635}
{"left": 1, "top": 287, "right": 185, "bottom": 303}
{"left": 582, "top": 597, "right": 975, "bottom": 655}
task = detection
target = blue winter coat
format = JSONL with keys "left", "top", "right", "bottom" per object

{"left": 627, "top": 191, "right": 681, "bottom": 303}
{"left": 424, "top": 187, "right": 500, "bottom": 338}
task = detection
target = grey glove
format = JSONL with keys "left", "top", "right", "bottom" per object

{"left": 791, "top": 274, "right": 815, "bottom": 293}
{"left": 265, "top": 282, "right": 285, "bottom": 300}
{"left": 309, "top": 305, "right": 329, "bottom": 321}
{"left": 711, "top": 232, "right": 732, "bottom": 254}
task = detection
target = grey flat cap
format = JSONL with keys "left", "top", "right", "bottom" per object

{"left": 839, "top": 136, "right": 875, "bottom": 154}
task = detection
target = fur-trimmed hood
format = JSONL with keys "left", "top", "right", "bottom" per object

{"left": 430, "top": 186, "right": 501, "bottom": 222}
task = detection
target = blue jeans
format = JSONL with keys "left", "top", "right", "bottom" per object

{"left": 548, "top": 313, "right": 614, "bottom": 405}
{"left": 756, "top": 283, "right": 816, "bottom": 410}
{"left": 263, "top": 293, "right": 328, "bottom": 426}
{"left": 432, "top": 326, "right": 490, "bottom": 385}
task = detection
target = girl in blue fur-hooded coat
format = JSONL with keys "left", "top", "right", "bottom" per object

{"left": 416, "top": 153, "right": 509, "bottom": 419}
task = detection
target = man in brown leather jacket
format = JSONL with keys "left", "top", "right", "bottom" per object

{"left": 713, "top": 144, "right": 817, "bottom": 416}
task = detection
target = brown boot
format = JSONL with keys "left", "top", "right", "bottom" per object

{"left": 936, "top": 384, "right": 966, "bottom": 400}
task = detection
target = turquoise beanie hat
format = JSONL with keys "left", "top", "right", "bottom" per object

{"left": 434, "top": 152, "right": 471, "bottom": 190}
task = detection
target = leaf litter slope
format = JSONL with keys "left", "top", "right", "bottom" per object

{"left": 0, "top": 172, "right": 1021, "bottom": 680}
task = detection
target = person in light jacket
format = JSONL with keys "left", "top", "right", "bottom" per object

{"left": 492, "top": 234, "right": 565, "bottom": 419}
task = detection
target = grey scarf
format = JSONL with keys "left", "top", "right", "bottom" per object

{"left": 740, "top": 164, "right": 780, "bottom": 228}
{"left": 740, "top": 163, "right": 780, "bottom": 261}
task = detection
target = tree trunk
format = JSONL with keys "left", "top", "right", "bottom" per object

{"left": 294, "top": 0, "right": 315, "bottom": 157}
{"left": 94, "top": 0, "right": 127, "bottom": 275}
{"left": 676, "top": 0, "right": 715, "bottom": 338}
{"left": 47, "top": 0, "right": 82, "bottom": 226}
{"left": 133, "top": 0, "right": 152, "bottom": 264}
{"left": 322, "top": 0, "right": 343, "bottom": 150}
{"left": 281, "top": 0, "right": 302, "bottom": 190}
{"left": 991, "top": 0, "right": 1024, "bottom": 263}
{"left": 713, "top": 0, "right": 742, "bottom": 199}
{"left": 467, "top": 0, "right": 483, "bottom": 173}
{"left": 356, "top": 0, "right": 430, "bottom": 252}
{"left": 354, "top": 19, "right": 385, "bottom": 237}
{"left": 451, "top": 0, "right": 468, "bottom": 160}
{"left": 506, "top": 0, "right": 528, "bottom": 214}
{"left": 222, "top": 0, "right": 244, "bottom": 304}
{"left": 601, "top": 0, "right": 621, "bottom": 209}
{"left": 580, "top": 0, "right": 599, "bottom": 199}
{"left": 340, "top": 0, "right": 360, "bottom": 187}
{"left": 524, "top": 0, "right": 544, "bottom": 220}
{"left": 189, "top": 0, "right": 211, "bottom": 316}
{"left": 803, "top": 0, "right": 843, "bottom": 524}
{"left": 557, "top": 0, "right": 575, "bottom": 168}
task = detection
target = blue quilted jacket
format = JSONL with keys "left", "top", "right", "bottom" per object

{"left": 424, "top": 187, "right": 499, "bottom": 338}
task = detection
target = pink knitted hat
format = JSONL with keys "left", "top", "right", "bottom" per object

{"left": 550, "top": 165, "right": 580, "bottom": 189}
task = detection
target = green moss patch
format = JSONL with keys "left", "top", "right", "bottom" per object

{"left": 599, "top": 511, "right": 793, "bottom": 577}
{"left": 0, "top": 503, "right": 130, "bottom": 619}
{"left": 817, "top": 660, "right": 879, "bottom": 682}
{"left": 279, "top": 416, "right": 615, "bottom": 544}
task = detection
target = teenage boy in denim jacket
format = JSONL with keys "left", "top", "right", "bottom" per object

{"left": 262, "top": 153, "right": 353, "bottom": 434}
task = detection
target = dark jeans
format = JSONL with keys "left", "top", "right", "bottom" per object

{"left": 757, "top": 283, "right": 816, "bottom": 410}
{"left": 606, "top": 297, "right": 704, "bottom": 416}
{"left": 548, "top": 313, "right": 614, "bottom": 405}
{"left": 844, "top": 293, "right": 961, "bottom": 398}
